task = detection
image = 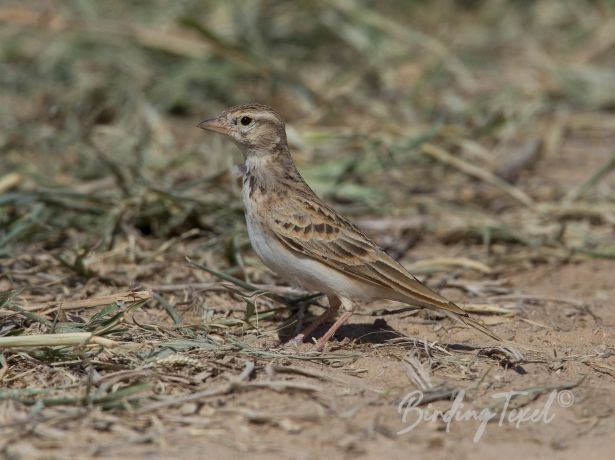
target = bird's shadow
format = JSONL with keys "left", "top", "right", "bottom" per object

{"left": 278, "top": 312, "right": 399, "bottom": 345}
{"left": 277, "top": 309, "right": 528, "bottom": 375}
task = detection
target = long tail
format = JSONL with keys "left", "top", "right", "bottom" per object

{"left": 386, "top": 279, "right": 502, "bottom": 341}
{"left": 404, "top": 296, "right": 503, "bottom": 342}
{"left": 458, "top": 314, "right": 502, "bottom": 341}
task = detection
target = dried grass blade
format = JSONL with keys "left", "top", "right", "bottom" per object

{"left": 22, "top": 289, "right": 153, "bottom": 312}
{"left": 0, "top": 332, "right": 118, "bottom": 349}
{"left": 421, "top": 143, "right": 535, "bottom": 208}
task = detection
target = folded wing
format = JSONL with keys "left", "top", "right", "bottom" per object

{"left": 268, "top": 197, "right": 468, "bottom": 317}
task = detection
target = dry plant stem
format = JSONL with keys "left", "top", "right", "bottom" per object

{"left": 490, "top": 294, "right": 584, "bottom": 307}
{"left": 488, "top": 375, "right": 586, "bottom": 410}
{"left": 136, "top": 379, "right": 323, "bottom": 414}
{"left": 406, "top": 257, "right": 492, "bottom": 274}
{"left": 403, "top": 351, "right": 433, "bottom": 390}
{"left": 21, "top": 289, "right": 153, "bottom": 312}
{"left": 152, "top": 282, "right": 302, "bottom": 295}
{"left": 269, "top": 364, "right": 380, "bottom": 392}
{"left": 0, "top": 332, "right": 118, "bottom": 348}
{"left": 186, "top": 257, "right": 258, "bottom": 291}
{"left": 562, "top": 149, "right": 615, "bottom": 203}
{"left": 459, "top": 303, "right": 515, "bottom": 315}
{"left": 421, "top": 143, "right": 535, "bottom": 208}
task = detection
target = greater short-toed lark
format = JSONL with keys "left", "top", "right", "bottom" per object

{"left": 198, "top": 104, "right": 500, "bottom": 350}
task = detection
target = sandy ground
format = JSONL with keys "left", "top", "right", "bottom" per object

{"left": 2, "top": 127, "right": 615, "bottom": 460}
{"left": 2, "top": 3, "right": 615, "bottom": 458}
{"left": 3, "top": 256, "right": 614, "bottom": 460}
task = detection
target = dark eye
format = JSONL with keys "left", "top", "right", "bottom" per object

{"left": 240, "top": 116, "right": 252, "bottom": 126}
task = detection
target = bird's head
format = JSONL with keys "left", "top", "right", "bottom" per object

{"left": 197, "top": 104, "right": 287, "bottom": 155}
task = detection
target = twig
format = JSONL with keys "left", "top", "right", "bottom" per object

{"left": 489, "top": 294, "right": 584, "bottom": 308}
{"left": 406, "top": 257, "right": 492, "bottom": 274}
{"left": 459, "top": 303, "right": 516, "bottom": 315}
{"left": 136, "top": 379, "right": 322, "bottom": 414}
{"left": 421, "top": 143, "right": 535, "bottom": 207}
{"left": 488, "top": 375, "right": 586, "bottom": 410}
{"left": 269, "top": 364, "right": 380, "bottom": 393}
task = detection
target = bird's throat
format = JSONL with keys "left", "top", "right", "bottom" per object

{"left": 242, "top": 147, "right": 303, "bottom": 201}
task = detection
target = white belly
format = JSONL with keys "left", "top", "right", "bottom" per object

{"left": 243, "top": 204, "right": 382, "bottom": 301}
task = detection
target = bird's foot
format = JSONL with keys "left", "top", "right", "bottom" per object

{"left": 314, "top": 337, "right": 327, "bottom": 352}
{"left": 313, "top": 311, "right": 354, "bottom": 352}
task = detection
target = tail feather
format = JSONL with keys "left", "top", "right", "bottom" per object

{"left": 387, "top": 284, "right": 502, "bottom": 342}
{"left": 396, "top": 295, "right": 502, "bottom": 342}
{"left": 458, "top": 314, "right": 502, "bottom": 341}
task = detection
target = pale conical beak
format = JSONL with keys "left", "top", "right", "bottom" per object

{"left": 197, "top": 117, "right": 230, "bottom": 135}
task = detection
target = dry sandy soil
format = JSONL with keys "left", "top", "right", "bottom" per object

{"left": 2, "top": 129, "right": 615, "bottom": 460}
{"left": 1, "top": 5, "right": 615, "bottom": 455}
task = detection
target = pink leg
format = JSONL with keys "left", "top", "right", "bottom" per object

{"left": 285, "top": 295, "right": 340, "bottom": 347}
{"left": 314, "top": 311, "right": 353, "bottom": 351}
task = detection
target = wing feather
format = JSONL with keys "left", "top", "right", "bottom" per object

{"left": 269, "top": 199, "right": 467, "bottom": 316}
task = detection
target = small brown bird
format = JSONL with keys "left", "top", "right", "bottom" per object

{"left": 198, "top": 104, "right": 500, "bottom": 350}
